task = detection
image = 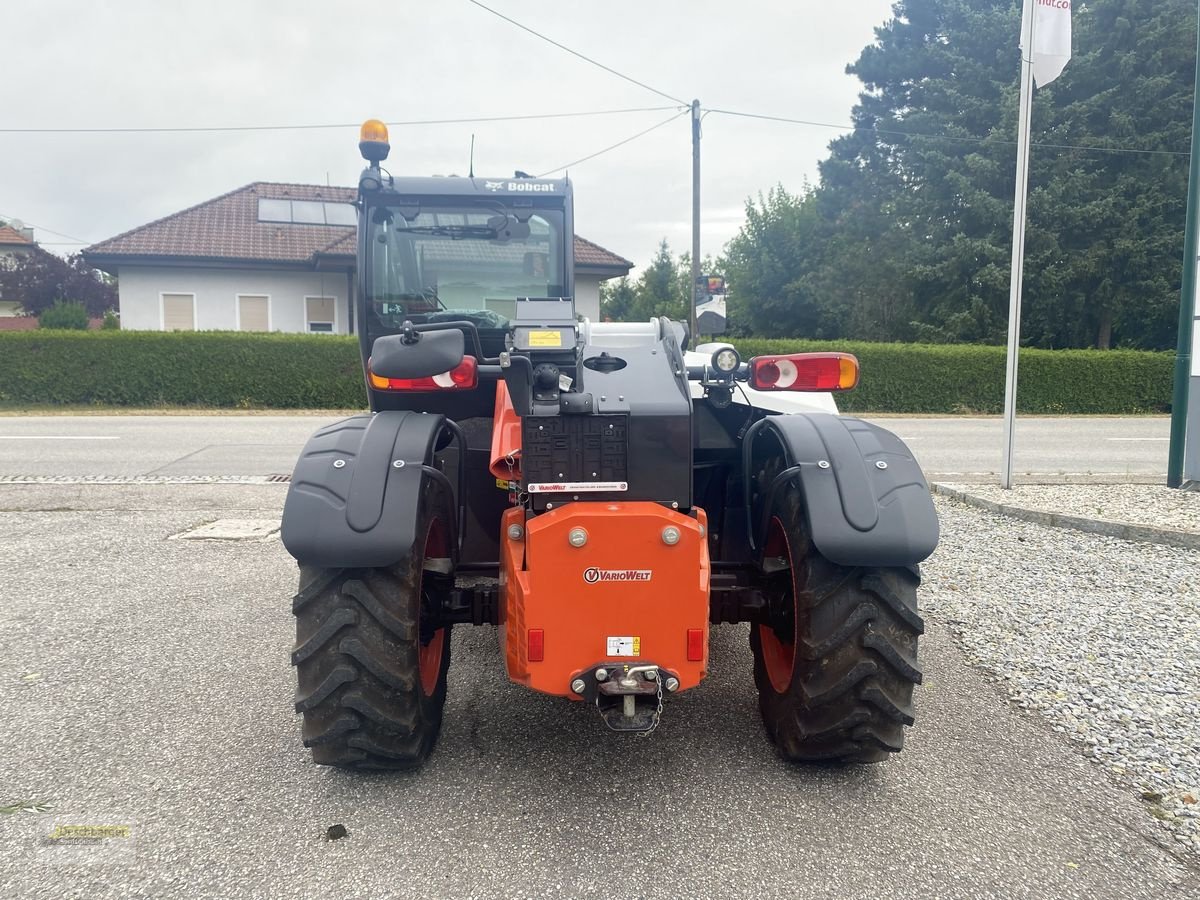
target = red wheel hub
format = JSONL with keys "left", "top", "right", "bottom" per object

{"left": 759, "top": 516, "right": 796, "bottom": 694}
{"left": 417, "top": 519, "right": 448, "bottom": 697}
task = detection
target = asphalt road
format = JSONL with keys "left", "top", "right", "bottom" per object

{"left": 0, "top": 414, "right": 1173, "bottom": 480}
{"left": 0, "top": 483, "right": 1195, "bottom": 899}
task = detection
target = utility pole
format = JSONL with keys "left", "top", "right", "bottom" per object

{"left": 690, "top": 99, "right": 701, "bottom": 343}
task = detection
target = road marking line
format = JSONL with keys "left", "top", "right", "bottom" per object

{"left": 1104, "top": 438, "right": 1169, "bottom": 442}
{"left": 0, "top": 436, "right": 120, "bottom": 440}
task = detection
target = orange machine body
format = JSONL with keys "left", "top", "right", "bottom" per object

{"left": 489, "top": 382, "right": 523, "bottom": 482}
{"left": 500, "top": 502, "right": 711, "bottom": 697}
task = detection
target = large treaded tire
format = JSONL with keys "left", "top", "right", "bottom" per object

{"left": 750, "top": 481, "right": 923, "bottom": 764}
{"left": 291, "top": 486, "right": 453, "bottom": 770}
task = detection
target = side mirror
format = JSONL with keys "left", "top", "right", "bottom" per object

{"left": 666, "top": 319, "right": 689, "bottom": 352}
{"left": 370, "top": 328, "right": 465, "bottom": 380}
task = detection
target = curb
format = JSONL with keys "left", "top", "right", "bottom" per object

{"left": 930, "top": 483, "right": 1200, "bottom": 551}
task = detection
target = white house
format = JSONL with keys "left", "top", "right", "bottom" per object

{"left": 83, "top": 182, "right": 632, "bottom": 333}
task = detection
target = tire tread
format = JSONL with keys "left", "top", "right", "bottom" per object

{"left": 291, "top": 490, "right": 453, "bottom": 771}
{"left": 751, "top": 485, "right": 923, "bottom": 764}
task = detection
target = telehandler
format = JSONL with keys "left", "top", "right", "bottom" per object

{"left": 281, "top": 120, "right": 939, "bottom": 769}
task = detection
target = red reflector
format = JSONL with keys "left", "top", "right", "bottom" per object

{"left": 686, "top": 628, "right": 704, "bottom": 662}
{"left": 368, "top": 356, "right": 478, "bottom": 392}
{"left": 748, "top": 352, "right": 859, "bottom": 392}
{"left": 528, "top": 628, "right": 545, "bottom": 662}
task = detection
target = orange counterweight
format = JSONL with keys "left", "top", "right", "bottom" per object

{"left": 500, "top": 502, "right": 711, "bottom": 697}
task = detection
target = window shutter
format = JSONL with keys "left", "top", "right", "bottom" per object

{"left": 239, "top": 295, "right": 269, "bottom": 331}
{"left": 163, "top": 294, "right": 194, "bottom": 331}
{"left": 306, "top": 297, "right": 336, "bottom": 331}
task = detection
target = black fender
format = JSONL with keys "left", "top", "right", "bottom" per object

{"left": 280, "top": 411, "right": 461, "bottom": 569}
{"left": 744, "top": 413, "right": 939, "bottom": 567}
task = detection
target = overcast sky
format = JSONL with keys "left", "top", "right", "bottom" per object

{"left": 2, "top": 0, "right": 895, "bottom": 272}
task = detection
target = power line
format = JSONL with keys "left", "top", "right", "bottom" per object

{"left": 0, "top": 213, "right": 92, "bottom": 245}
{"left": 1030, "top": 139, "right": 1188, "bottom": 158}
{"left": 0, "top": 106, "right": 682, "bottom": 135}
{"left": 465, "top": 0, "right": 688, "bottom": 107}
{"left": 706, "top": 107, "right": 902, "bottom": 136}
{"left": 705, "top": 108, "right": 1190, "bottom": 158}
{"left": 536, "top": 109, "right": 690, "bottom": 178}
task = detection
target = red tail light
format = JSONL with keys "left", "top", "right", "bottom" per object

{"left": 748, "top": 352, "right": 859, "bottom": 392}
{"left": 369, "top": 357, "right": 478, "bottom": 392}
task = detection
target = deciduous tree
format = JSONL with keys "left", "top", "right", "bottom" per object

{"left": 724, "top": 0, "right": 1195, "bottom": 349}
{"left": 0, "top": 251, "right": 117, "bottom": 317}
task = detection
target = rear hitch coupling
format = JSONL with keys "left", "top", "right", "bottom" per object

{"left": 571, "top": 664, "right": 671, "bottom": 734}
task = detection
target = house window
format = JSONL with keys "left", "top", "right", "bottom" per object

{"left": 305, "top": 296, "right": 336, "bottom": 333}
{"left": 237, "top": 294, "right": 270, "bottom": 332}
{"left": 162, "top": 293, "right": 196, "bottom": 331}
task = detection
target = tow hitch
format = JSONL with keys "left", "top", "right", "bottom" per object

{"left": 570, "top": 664, "right": 679, "bottom": 734}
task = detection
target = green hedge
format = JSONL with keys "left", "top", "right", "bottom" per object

{"left": 0, "top": 331, "right": 367, "bottom": 408}
{"left": 731, "top": 339, "right": 1173, "bottom": 414}
{"left": 0, "top": 331, "right": 1174, "bottom": 413}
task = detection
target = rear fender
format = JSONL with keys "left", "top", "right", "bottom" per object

{"left": 744, "top": 413, "right": 938, "bottom": 567}
{"left": 281, "top": 411, "right": 460, "bottom": 568}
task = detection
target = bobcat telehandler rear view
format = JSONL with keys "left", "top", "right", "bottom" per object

{"left": 280, "top": 120, "right": 940, "bottom": 769}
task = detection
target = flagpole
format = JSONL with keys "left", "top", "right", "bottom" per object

{"left": 1001, "top": 0, "right": 1037, "bottom": 490}
{"left": 1166, "top": 14, "right": 1200, "bottom": 488}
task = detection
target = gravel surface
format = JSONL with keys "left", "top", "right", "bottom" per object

{"left": 941, "top": 483, "right": 1200, "bottom": 534}
{"left": 924, "top": 497, "right": 1200, "bottom": 854}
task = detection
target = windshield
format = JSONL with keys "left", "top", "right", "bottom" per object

{"left": 365, "top": 203, "right": 565, "bottom": 341}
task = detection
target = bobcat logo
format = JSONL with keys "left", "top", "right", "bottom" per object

{"left": 483, "top": 180, "right": 555, "bottom": 193}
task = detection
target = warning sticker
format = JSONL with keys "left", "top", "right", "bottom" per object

{"left": 527, "top": 330, "right": 563, "bottom": 348}
{"left": 606, "top": 636, "right": 641, "bottom": 657}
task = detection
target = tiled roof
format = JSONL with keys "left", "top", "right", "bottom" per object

{"left": 573, "top": 234, "right": 633, "bottom": 269}
{"left": 85, "top": 183, "right": 355, "bottom": 265}
{"left": 314, "top": 230, "right": 356, "bottom": 258}
{"left": 0, "top": 226, "right": 33, "bottom": 246}
{"left": 85, "top": 182, "right": 632, "bottom": 273}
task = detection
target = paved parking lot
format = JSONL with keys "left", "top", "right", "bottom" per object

{"left": 1, "top": 482, "right": 1196, "bottom": 899}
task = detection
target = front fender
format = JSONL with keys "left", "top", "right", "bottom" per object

{"left": 749, "top": 413, "right": 939, "bottom": 567}
{"left": 281, "top": 411, "right": 457, "bottom": 569}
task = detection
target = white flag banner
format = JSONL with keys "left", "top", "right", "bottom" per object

{"left": 1022, "top": 0, "right": 1073, "bottom": 87}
